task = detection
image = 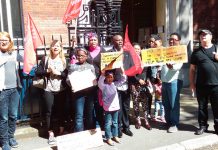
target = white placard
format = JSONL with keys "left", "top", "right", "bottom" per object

{"left": 68, "top": 69, "right": 97, "bottom": 92}
{"left": 56, "top": 128, "right": 104, "bottom": 150}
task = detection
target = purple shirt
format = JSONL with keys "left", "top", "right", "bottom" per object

{"left": 98, "top": 74, "right": 126, "bottom": 111}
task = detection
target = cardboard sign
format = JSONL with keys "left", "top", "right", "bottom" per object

{"left": 68, "top": 69, "right": 97, "bottom": 92}
{"left": 141, "top": 45, "right": 188, "bottom": 66}
{"left": 101, "top": 52, "right": 123, "bottom": 70}
{"left": 56, "top": 128, "right": 104, "bottom": 150}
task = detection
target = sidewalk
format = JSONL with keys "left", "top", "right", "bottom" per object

{"left": 12, "top": 88, "right": 218, "bottom": 150}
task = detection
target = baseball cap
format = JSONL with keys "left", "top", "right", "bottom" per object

{"left": 198, "top": 29, "right": 212, "bottom": 36}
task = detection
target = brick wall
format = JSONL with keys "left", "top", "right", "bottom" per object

{"left": 22, "top": 0, "right": 73, "bottom": 46}
{"left": 193, "top": 0, "right": 218, "bottom": 43}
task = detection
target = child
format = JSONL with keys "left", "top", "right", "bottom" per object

{"left": 67, "top": 47, "right": 96, "bottom": 132}
{"left": 98, "top": 68, "right": 126, "bottom": 146}
{"left": 152, "top": 76, "right": 165, "bottom": 122}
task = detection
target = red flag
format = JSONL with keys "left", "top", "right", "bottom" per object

{"left": 23, "top": 14, "right": 43, "bottom": 74}
{"left": 123, "top": 25, "right": 143, "bottom": 76}
{"left": 62, "top": 0, "right": 83, "bottom": 23}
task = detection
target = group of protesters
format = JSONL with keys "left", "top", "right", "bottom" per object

{"left": 0, "top": 28, "right": 218, "bottom": 149}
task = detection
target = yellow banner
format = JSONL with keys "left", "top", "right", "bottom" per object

{"left": 101, "top": 52, "right": 123, "bottom": 70}
{"left": 141, "top": 45, "right": 188, "bottom": 66}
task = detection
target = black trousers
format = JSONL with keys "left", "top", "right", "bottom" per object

{"left": 118, "top": 90, "right": 130, "bottom": 130}
{"left": 44, "top": 90, "right": 66, "bottom": 130}
{"left": 196, "top": 85, "right": 218, "bottom": 131}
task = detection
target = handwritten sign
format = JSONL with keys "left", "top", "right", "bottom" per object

{"left": 56, "top": 128, "right": 104, "bottom": 150}
{"left": 141, "top": 45, "right": 188, "bottom": 66}
{"left": 68, "top": 69, "right": 97, "bottom": 92}
{"left": 101, "top": 52, "right": 122, "bottom": 70}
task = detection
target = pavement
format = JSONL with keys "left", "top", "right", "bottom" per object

{"left": 6, "top": 88, "right": 218, "bottom": 150}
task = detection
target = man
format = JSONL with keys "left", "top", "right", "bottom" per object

{"left": 189, "top": 29, "right": 218, "bottom": 135}
{"left": 161, "top": 32, "right": 183, "bottom": 133}
{"left": 108, "top": 34, "right": 133, "bottom": 137}
{"left": 0, "top": 32, "right": 22, "bottom": 150}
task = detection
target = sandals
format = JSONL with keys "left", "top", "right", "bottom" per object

{"left": 106, "top": 139, "right": 114, "bottom": 146}
{"left": 112, "top": 137, "right": 120, "bottom": 143}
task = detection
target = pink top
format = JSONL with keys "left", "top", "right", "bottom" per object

{"left": 89, "top": 46, "right": 100, "bottom": 59}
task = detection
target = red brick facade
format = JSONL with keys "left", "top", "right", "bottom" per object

{"left": 22, "top": 0, "right": 71, "bottom": 45}
{"left": 21, "top": 0, "right": 218, "bottom": 46}
{"left": 193, "top": 0, "right": 218, "bottom": 43}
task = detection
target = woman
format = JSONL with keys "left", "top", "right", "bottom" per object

{"left": 86, "top": 33, "right": 106, "bottom": 129}
{"left": 0, "top": 32, "right": 22, "bottom": 150}
{"left": 129, "top": 43, "right": 152, "bottom": 130}
{"left": 35, "top": 40, "right": 68, "bottom": 145}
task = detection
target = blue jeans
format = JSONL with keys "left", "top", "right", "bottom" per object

{"left": 154, "top": 100, "right": 164, "bottom": 117}
{"left": 74, "top": 95, "right": 95, "bottom": 132}
{"left": 0, "top": 88, "right": 19, "bottom": 145}
{"left": 104, "top": 111, "right": 119, "bottom": 139}
{"left": 162, "top": 80, "right": 183, "bottom": 127}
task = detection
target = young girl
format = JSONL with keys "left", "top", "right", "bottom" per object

{"left": 67, "top": 47, "right": 96, "bottom": 132}
{"left": 98, "top": 69, "right": 126, "bottom": 146}
{"left": 153, "top": 76, "right": 165, "bottom": 122}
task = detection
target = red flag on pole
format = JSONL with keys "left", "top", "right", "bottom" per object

{"left": 23, "top": 13, "right": 43, "bottom": 74}
{"left": 62, "top": 0, "right": 83, "bottom": 23}
{"left": 123, "top": 25, "right": 143, "bottom": 76}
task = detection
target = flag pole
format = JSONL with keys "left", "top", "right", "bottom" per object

{"left": 74, "top": 18, "right": 78, "bottom": 47}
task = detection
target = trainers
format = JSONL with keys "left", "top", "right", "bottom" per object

{"left": 9, "top": 138, "right": 19, "bottom": 148}
{"left": 48, "top": 135, "right": 56, "bottom": 145}
{"left": 167, "top": 126, "right": 178, "bottom": 133}
{"left": 2, "top": 143, "right": 11, "bottom": 150}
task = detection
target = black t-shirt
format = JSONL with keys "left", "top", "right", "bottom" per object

{"left": 190, "top": 45, "right": 218, "bottom": 86}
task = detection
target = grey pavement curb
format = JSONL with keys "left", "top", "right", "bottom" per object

{"left": 151, "top": 135, "right": 218, "bottom": 150}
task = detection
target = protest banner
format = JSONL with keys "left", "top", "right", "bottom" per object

{"left": 101, "top": 52, "right": 122, "bottom": 70}
{"left": 68, "top": 69, "right": 97, "bottom": 92}
{"left": 56, "top": 128, "right": 103, "bottom": 150}
{"left": 141, "top": 45, "right": 188, "bottom": 66}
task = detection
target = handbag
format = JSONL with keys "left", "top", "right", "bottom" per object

{"left": 32, "top": 77, "right": 45, "bottom": 89}
{"left": 32, "top": 56, "right": 48, "bottom": 89}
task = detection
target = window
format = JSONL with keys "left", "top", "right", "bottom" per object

{"left": 0, "top": 0, "right": 23, "bottom": 40}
